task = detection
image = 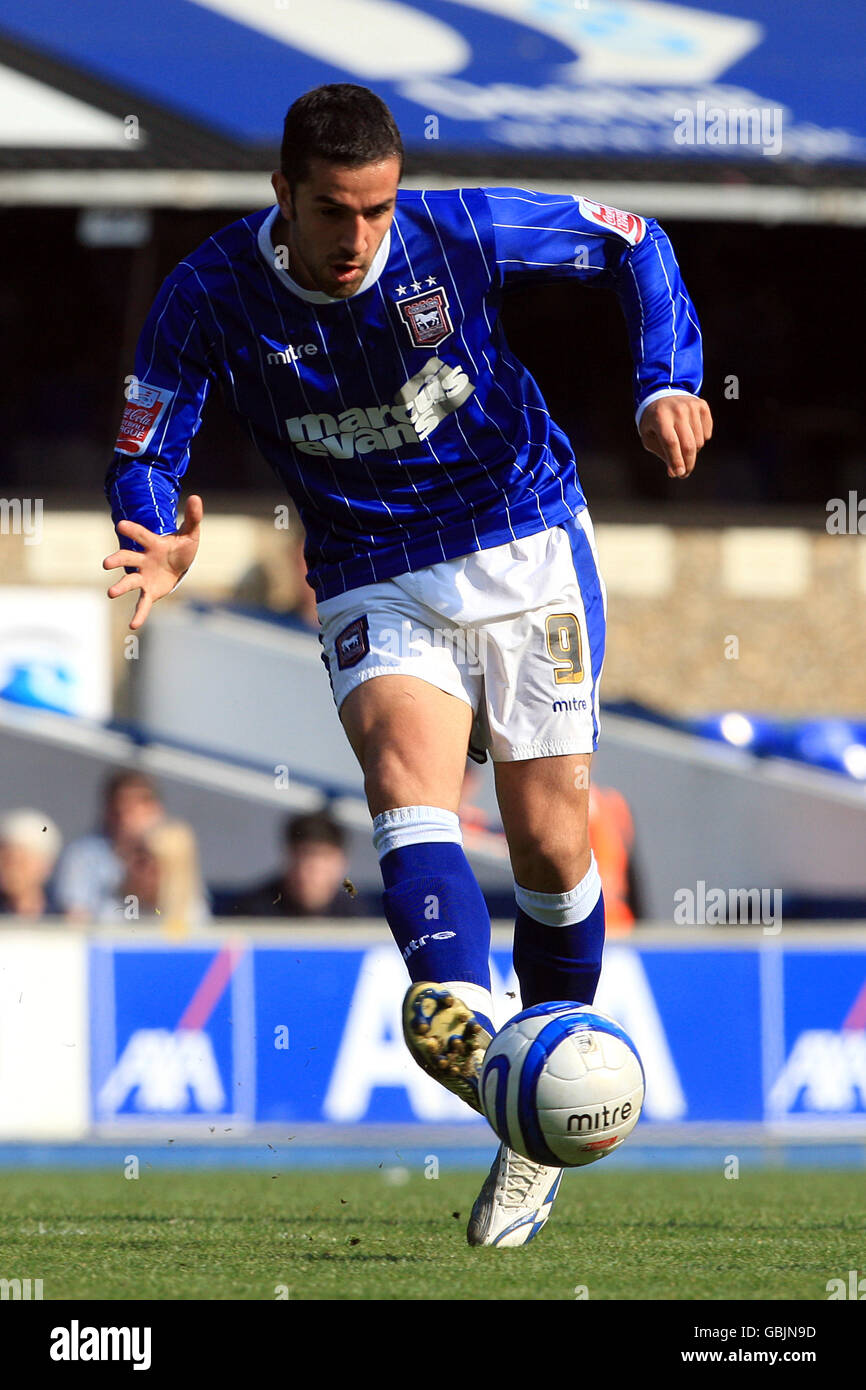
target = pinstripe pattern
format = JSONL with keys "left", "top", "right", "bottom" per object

{"left": 106, "top": 187, "right": 702, "bottom": 600}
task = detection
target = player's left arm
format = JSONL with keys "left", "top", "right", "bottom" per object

{"left": 483, "top": 188, "right": 713, "bottom": 479}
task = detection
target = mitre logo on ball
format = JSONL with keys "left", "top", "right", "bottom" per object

{"left": 397, "top": 287, "right": 453, "bottom": 347}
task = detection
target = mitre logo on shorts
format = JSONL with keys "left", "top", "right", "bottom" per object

{"left": 335, "top": 616, "right": 370, "bottom": 670}
{"left": 115, "top": 382, "right": 174, "bottom": 455}
{"left": 577, "top": 198, "right": 646, "bottom": 247}
{"left": 397, "top": 287, "right": 453, "bottom": 348}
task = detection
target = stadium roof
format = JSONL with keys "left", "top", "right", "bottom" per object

{"left": 1, "top": 0, "right": 865, "bottom": 221}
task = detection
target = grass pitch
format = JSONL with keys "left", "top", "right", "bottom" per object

{"left": 3, "top": 1165, "right": 864, "bottom": 1301}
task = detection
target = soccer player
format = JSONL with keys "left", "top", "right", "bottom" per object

{"left": 104, "top": 84, "right": 711, "bottom": 1247}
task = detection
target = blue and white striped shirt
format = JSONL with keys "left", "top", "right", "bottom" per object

{"left": 106, "top": 187, "right": 702, "bottom": 600}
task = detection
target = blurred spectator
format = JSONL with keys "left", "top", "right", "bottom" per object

{"left": 457, "top": 759, "right": 495, "bottom": 834}
{"left": 0, "top": 809, "right": 62, "bottom": 918}
{"left": 458, "top": 760, "right": 509, "bottom": 861}
{"left": 589, "top": 784, "right": 642, "bottom": 929}
{"left": 53, "top": 770, "right": 164, "bottom": 922}
{"left": 455, "top": 764, "right": 643, "bottom": 925}
{"left": 218, "top": 810, "right": 367, "bottom": 918}
{"left": 231, "top": 527, "right": 319, "bottom": 632}
{"left": 106, "top": 818, "right": 210, "bottom": 930}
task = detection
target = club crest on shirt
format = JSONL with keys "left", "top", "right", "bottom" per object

{"left": 335, "top": 616, "right": 370, "bottom": 670}
{"left": 115, "top": 382, "right": 174, "bottom": 455}
{"left": 396, "top": 287, "right": 453, "bottom": 348}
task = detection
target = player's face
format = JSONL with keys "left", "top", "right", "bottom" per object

{"left": 271, "top": 156, "right": 400, "bottom": 299}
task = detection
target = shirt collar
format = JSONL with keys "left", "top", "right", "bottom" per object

{"left": 257, "top": 205, "right": 391, "bottom": 304}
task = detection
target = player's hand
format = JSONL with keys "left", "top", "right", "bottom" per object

{"left": 639, "top": 395, "right": 712, "bottom": 479}
{"left": 103, "top": 494, "right": 203, "bottom": 631}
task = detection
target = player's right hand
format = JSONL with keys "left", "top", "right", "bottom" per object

{"left": 103, "top": 494, "right": 203, "bottom": 631}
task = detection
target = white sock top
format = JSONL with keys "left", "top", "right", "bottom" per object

{"left": 372, "top": 805, "right": 463, "bottom": 860}
{"left": 514, "top": 853, "right": 602, "bottom": 927}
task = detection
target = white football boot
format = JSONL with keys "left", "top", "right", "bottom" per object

{"left": 402, "top": 982, "right": 564, "bottom": 1248}
{"left": 466, "top": 1144, "right": 564, "bottom": 1248}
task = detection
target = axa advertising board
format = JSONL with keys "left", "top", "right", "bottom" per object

{"left": 80, "top": 932, "right": 866, "bottom": 1136}
{"left": 1, "top": 931, "right": 862, "bottom": 1140}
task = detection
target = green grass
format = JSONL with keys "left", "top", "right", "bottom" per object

{"left": 2, "top": 1166, "right": 864, "bottom": 1301}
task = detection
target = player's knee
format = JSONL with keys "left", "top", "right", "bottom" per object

{"left": 510, "top": 827, "right": 591, "bottom": 894}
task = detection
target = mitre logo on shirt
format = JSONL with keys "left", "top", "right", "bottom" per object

{"left": 264, "top": 338, "right": 319, "bottom": 366}
{"left": 396, "top": 286, "right": 453, "bottom": 348}
{"left": 577, "top": 198, "right": 646, "bottom": 246}
{"left": 285, "top": 357, "right": 474, "bottom": 458}
{"left": 115, "top": 382, "right": 174, "bottom": 456}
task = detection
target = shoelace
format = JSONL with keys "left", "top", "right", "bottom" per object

{"left": 500, "top": 1149, "right": 545, "bottom": 1207}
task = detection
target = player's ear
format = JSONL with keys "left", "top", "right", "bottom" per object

{"left": 271, "top": 170, "right": 294, "bottom": 221}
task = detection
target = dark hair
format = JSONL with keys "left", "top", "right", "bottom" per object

{"left": 103, "top": 769, "right": 159, "bottom": 805}
{"left": 285, "top": 810, "right": 346, "bottom": 852}
{"left": 280, "top": 84, "right": 403, "bottom": 190}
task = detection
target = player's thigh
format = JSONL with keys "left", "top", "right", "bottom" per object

{"left": 477, "top": 516, "right": 605, "bottom": 769}
{"left": 481, "top": 518, "right": 603, "bottom": 889}
{"left": 317, "top": 579, "right": 479, "bottom": 816}
{"left": 340, "top": 674, "right": 473, "bottom": 816}
{"left": 494, "top": 753, "right": 592, "bottom": 893}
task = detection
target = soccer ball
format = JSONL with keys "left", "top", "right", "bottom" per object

{"left": 479, "top": 1002, "right": 645, "bottom": 1167}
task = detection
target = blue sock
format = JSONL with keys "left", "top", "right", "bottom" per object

{"left": 512, "top": 859, "right": 606, "bottom": 1008}
{"left": 381, "top": 842, "right": 491, "bottom": 979}
{"left": 374, "top": 807, "right": 496, "bottom": 1035}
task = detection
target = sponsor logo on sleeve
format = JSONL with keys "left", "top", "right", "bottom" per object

{"left": 577, "top": 198, "right": 646, "bottom": 246}
{"left": 115, "top": 382, "right": 174, "bottom": 456}
{"left": 335, "top": 616, "right": 370, "bottom": 670}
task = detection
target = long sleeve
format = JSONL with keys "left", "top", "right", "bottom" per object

{"left": 483, "top": 188, "right": 703, "bottom": 425}
{"left": 105, "top": 270, "right": 214, "bottom": 541}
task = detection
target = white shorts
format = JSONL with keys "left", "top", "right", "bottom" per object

{"left": 316, "top": 511, "right": 607, "bottom": 761}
